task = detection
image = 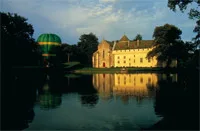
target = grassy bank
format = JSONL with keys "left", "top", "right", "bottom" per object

{"left": 11, "top": 62, "right": 179, "bottom": 74}
{"left": 73, "top": 67, "right": 165, "bottom": 74}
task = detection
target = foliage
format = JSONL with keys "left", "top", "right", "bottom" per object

{"left": 147, "top": 24, "right": 188, "bottom": 67}
{"left": 134, "top": 34, "right": 143, "bottom": 40}
{"left": 185, "top": 49, "right": 200, "bottom": 69}
{"left": 61, "top": 43, "right": 72, "bottom": 62}
{"left": 193, "top": 19, "right": 200, "bottom": 47}
{"left": 60, "top": 43, "right": 81, "bottom": 63}
{"left": 168, "top": 0, "right": 200, "bottom": 47}
{"left": 1, "top": 12, "right": 40, "bottom": 67}
{"left": 77, "top": 33, "right": 99, "bottom": 66}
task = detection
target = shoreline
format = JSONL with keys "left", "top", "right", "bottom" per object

{"left": 72, "top": 67, "right": 178, "bottom": 74}
{"left": 11, "top": 66, "right": 197, "bottom": 74}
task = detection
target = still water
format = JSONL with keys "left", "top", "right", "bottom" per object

{"left": 2, "top": 69, "right": 199, "bottom": 130}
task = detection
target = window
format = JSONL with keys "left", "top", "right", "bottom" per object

{"left": 118, "top": 56, "right": 120, "bottom": 59}
{"left": 118, "top": 77, "right": 120, "bottom": 84}
{"left": 124, "top": 61, "right": 126, "bottom": 63}
{"left": 124, "top": 56, "right": 126, "bottom": 59}
{"left": 129, "top": 63, "right": 131, "bottom": 66}
{"left": 118, "top": 76, "right": 120, "bottom": 81}
{"left": 103, "top": 50, "right": 105, "bottom": 58}
{"left": 148, "top": 58, "right": 151, "bottom": 62}
{"left": 140, "top": 77, "right": 143, "bottom": 83}
{"left": 118, "top": 61, "right": 120, "bottom": 64}
{"left": 134, "top": 60, "right": 135, "bottom": 63}
{"left": 134, "top": 55, "right": 135, "bottom": 57}
{"left": 140, "top": 58, "right": 143, "bottom": 63}
{"left": 129, "top": 58, "right": 131, "bottom": 61}
{"left": 148, "top": 78, "right": 151, "bottom": 83}
{"left": 124, "top": 77, "right": 126, "bottom": 84}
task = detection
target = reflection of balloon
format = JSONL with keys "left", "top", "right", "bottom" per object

{"left": 37, "top": 33, "right": 61, "bottom": 66}
{"left": 39, "top": 92, "right": 61, "bottom": 109}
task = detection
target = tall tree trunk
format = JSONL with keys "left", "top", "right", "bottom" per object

{"left": 166, "top": 58, "right": 172, "bottom": 68}
{"left": 68, "top": 53, "right": 70, "bottom": 63}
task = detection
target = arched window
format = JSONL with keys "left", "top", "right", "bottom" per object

{"left": 103, "top": 50, "right": 105, "bottom": 59}
{"left": 140, "top": 58, "right": 143, "bottom": 63}
{"left": 148, "top": 58, "right": 151, "bottom": 62}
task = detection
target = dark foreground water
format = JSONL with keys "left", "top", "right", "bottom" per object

{"left": 1, "top": 69, "right": 199, "bottom": 130}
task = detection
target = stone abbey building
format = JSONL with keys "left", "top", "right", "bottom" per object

{"left": 92, "top": 35, "right": 177, "bottom": 68}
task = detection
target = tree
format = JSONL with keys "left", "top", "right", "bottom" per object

{"left": 61, "top": 43, "right": 79, "bottom": 63}
{"left": 193, "top": 20, "right": 200, "bottom": 48}
{"left": 168, "top": 0, "right": 200, "bottom": 48}
{"left": 147, "top": 24, "right": 186, "bottom": 67}
{"left": 134, "top": 34, "right": 142, "bottom": 40}
{"left": 1, "top": 12, "right": 39, "bottom": 67}
{"left": 77, "top": 33, "right": 98, "bottom": 66}
{"left": 61, "top": 43, "right": 71, "bottom": 63}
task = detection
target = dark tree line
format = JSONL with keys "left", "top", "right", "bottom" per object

{"left": 61, "top": 33, "right": 98, "bottom": 66}
{"left": 1, "top": 12, "right": 41, "bottom": 68}
{"left": 1, "top": 12, "right": 99, "bottom": 68}
{"left": 168, "top": 0, "right": 200, "bottom": 47}
{"left": 146, "top": 0, "right": 200, "bottom": 69}
{"left": 147, "top": 24, "right": 187, "bottom": 68}
{"left": 147, "top": 23, "right": 199, "bottom": 68}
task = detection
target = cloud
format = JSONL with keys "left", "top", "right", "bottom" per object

{"left": 90, "top": 5, "right": 113, "bottom": 16}
{"left": 1, "top": 0, "right": 196, "bottom": 43}
{"left": 99, "top": 0, "right": 116, "bottom": 3}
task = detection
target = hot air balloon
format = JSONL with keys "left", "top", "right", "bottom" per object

{"left": 37, "top": 33, "right": 62, "bottom": 67}
{"left": 38, "top": 82, "right": 62, "bottom": 110}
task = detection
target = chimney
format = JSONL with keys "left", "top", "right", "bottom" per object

{"left": 112, "top": 41, "right": 117, "bottom": 50}
{"left": 128, "top": 41, "right": 130, "bottom": 48}
{"left": 137, "top": 40, "right": 140, "bottom": 47}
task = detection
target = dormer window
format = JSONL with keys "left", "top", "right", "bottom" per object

{"left": 119, "top": 34, "right": 129, "bottom": 42}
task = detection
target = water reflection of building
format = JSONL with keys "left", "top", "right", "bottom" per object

{"left": 93, "top": 74, "right": 114, "bottom": 100}
{"left": 93, "top": 73, "right": 177, "bottom": 103}
{"left": 113, "top": 73, "right": 158, "bottom": 97}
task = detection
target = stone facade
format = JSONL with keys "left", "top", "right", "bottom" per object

{"left": 92, "top": 35, "right": 177, "bottom": 68}
{"left": 92, "top": 39, "right": 113, "bottom": 68}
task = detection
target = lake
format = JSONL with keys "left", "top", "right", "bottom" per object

{"left": 2, "top": 69, "right": 199, "bottom": 130}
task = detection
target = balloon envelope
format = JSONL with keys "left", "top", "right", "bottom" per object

{"left": 37, "top": 33, "right": 61, "bottom": 59}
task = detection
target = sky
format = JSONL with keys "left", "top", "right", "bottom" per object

{"left": 1, "top": 0, "right": 197, "bottom": 44}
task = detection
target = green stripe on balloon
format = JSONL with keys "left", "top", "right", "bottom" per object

{"left": 37, "top": 33, "right": 61, "bottom": 43}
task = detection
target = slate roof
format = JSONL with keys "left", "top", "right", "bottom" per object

{"left": 105, "top": 40, "right": 114, "bottom": 47}
{"left": 114, "top": 40, "right": 154, "bottom": 50}
{"left": 119, "top": 35, "right": 129, "bottom": 41}
{"left": 100, "top": 35, "right": 154, "bottom": 50}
